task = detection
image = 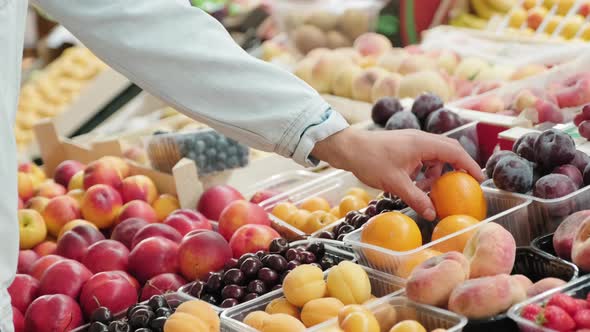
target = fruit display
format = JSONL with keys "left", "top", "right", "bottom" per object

{"left": 179, "top": 239, "right": 349, "bottom": 309}
{"left": 16, "top": 47, "right": 108, "bottom": 151}
{"left": 486, "top": 129, "right": 590, "bottom": 200}
{"left": 543, "top": 210, "right": 590, "bottom": 272}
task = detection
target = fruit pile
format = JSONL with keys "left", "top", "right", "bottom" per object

{"left": 371, "top": 94, "right": 467, "bottom": 134}
{"left": 553, "top": 210, "right": 590, "bottom": 272}
{"left": 182, "top": 239, "right": 340, "bottom": 309}
{"left": 316, "top": 193, "right": 407, "bottom": 241}
{"left": 520, "top": 292, "right": 590, "bottom": 331}
{"left": 486, "top": 129, "right": 590, "bottom": 198}
{"left": 15, "top": 47, "right": 108, "bottom": 151}
{"left": 575, "top": 105, "right": 590, "bottom": 140}
{"left": 269, "top": 187, "right": 374, "bottom": 235}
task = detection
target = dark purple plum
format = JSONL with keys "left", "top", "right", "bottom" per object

{"left": 485, "top": 150, "right": 517, "bottom": 179}
{"left": 372, "top": 97, "right": 403, "bottom": 126}
{"left": 534, "top": 129, "right": 576, "bottom": 171}
{"left": 385, "top": 111, "right": 420, "bottom": 130}
{"left": 583, "top": 164, "right": 590, "bottom": 186}
{"left": 533, "top": 174, "right": 577, "bottom": 199}
{"left": 492, "top": 155, "right": 533, "bottom": 193}
{"left": 459, "top": 136, "right": 479, "bottom": 164}
{"left": 581, "top": 120, "right": 590, "bottom": 140}
{"left": 222, "top": 269, "right": 245, "bottom": 286}
{"left": 424, "top": 108, "right": 462, "bottom": 134}
{"left": 221, "top": 285, "right": 244, "bottom": 300}
{"left": 513, "top": 132, "right": 540, "bottom": 162}
{"left": 412, "top": 93, "right": 444, "bottom": 124}
{"left": 246, "top": 279, "right": 267, "bottom": 294}
{"left": 553, "top": 164, "right": 583, "bottom": 189}
{"left": 220, "top": 298, "right": 239, "bottom": 308}
{"left": 571, "top": 150, "right": 590, "bottom": 174}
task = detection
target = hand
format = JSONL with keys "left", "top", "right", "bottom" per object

{"left": 312, "top": 128, "right": 484, "bottom": 221}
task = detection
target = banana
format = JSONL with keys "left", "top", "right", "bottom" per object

{"left": 470, "top": 0, "right": 503, "bottom": 19}
{"left": 460, "top": 13, "right": 489, "bottom": 29}
{"left": 485, "top": 0, "right": 515, "bottom": 13}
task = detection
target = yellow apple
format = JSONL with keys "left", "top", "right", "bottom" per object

{"left": 19, "top": 209, "right": 47, "bottom": 249}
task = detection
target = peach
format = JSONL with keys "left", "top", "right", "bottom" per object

{"left": 25, "top": 196, "right": 50, "bottom": 214}
{"left": 128, "top": 237, "right": 179, "bottom": 284}
{"left": 33, "top": 241, "right": 57, "bottom": 257}
{"left": 56, "top": 224, "right": 105, "bottom": 261}
{"left": 18, "top": 197, "right": 23, "bottom": 209}
{"left": 99, "top": 156, "right": 130, "bottom": 178}
{"left": 555, "top": 75, "right": 590, "bottom": 108}
{"left": 18, "top": 172, "right": 34, "bottom": 201}
{"left": 371, "top": 73, "right": 402, "bottom": 102}
{"left": 82, "top": 239, "right": 130, "bottom": 273}
{"left": 526, "top": 277, "right": 567, "bottom": 298}
{"left": 301, "top": 297, "right": 344, "bottom": 327}
{"left": 120, "top": 175, "right": 158, "bottom": 204}
{"left": 303, "top": 211, "right": 338, "bottom": 234}
{"left": 294, "top": 57, "right": 316, "bottom": 84}
{"left": 571, "top": 218, "right": 590, "bottom": 271}
{"left": 261, "top": 313, "right": 306, "bottom": 332}
{"left": 37, "top": 180, "right": 67, "bottom": 199}
{"left": 81, "top": 184, "right": 123, "bottom": 229}
{"left": 406, "top": 251, "right": 470, "bottom": 307}
{"left": 42, "top": 195, "right": 81, "bottom": 237}
{"left": 511, "top": 274, "right": 533, "bottom": 292}
{"left": 110, "top": 217, "right": 149, "bottom": 249}
{"left": 476, "top": 65, "right": 515, "bottom": 82}
{"left": 29, "top": 255, "right": 63, "bottom": 280}
{"left": 17, "top": 249, "right": 39, "bottom": 274}
{"left": 535, "top": 98, "right": 564, "bottom": 124}
{"left": 152, "top": 194, "right": 180, "bottom": 222}
{"left": 351, "top": 68, "right": 389, "bottom": 102}
{"left": 67, "top": 189, "right": 85, "bottom": 205}
{"left": 83, "top": 159, "right": 123, "bottom": 190}
{"left": 283, "top": 264, "right": 326, "bottom": 307}
{"left": 510, "top": 64, "right": 547, "bottom": 81}
{"left": 218, "top": 200, "right": 271, "bottom": 241}
{"left": 397, "top": 55, "right": 437, "bottom": 75}
{"left": 309, "top": 52, "right": 353, "bottom": 93}
{"left": 376, "top": 49, "right": 408, "bottom": 73}
{"left": 68, "top": 170, "right": 84, "bottom": 191}
{"left": 332, "top": 66, "right": 362, "bottom": 99}
{"left": 19, "top": 162, "right": 46, "bottom": 184}
{"left": 396, "top": 249, "right": 442, "bottom": 279}
{"left": 475, "top": 95, "right": 506, "bottom": 113}
{"left": 164, "top": 312, "right": 209, "bottom": 332}
{"left": 18, "top": 209, "right": 47, "bottom": 250}
{"left": 398, "top": 71, "right": 451, "bottom": 102}
{"left": 124, "top": 145, "right": 148, "bottom": 164}
{"left": 58, "top": 219, "right": 97, "bottom": 240}
{"left": 178, "top": 230, "right": 232, "bottom": 281}
{"left": 117, "top": 200, "right": 157, "bottom": 225}
{"left": 436, "top": 50, "right": 460, "bottom": 74}
{"left": 197, "top": 185, "right": 244, "bottom": 221}
{"left": 229, "top": 224, "right": 281, "bottom": 258}
{"left": 463, "top": 223, "right": 516, "bottom": 278}
{"left": 554, "top": 210, "right": 590, "bottom": 260}
{"left": 53, "top": 160, "right": 85, "bottom": 187}
{"left": 164, "top": 210, "right": 212, "bottom": 235}
{"left": 131, "top": 223, "right": 182, "bottom": 248}
{"left": 326, "top": 261, "right": 371, "bottom": 305}
{"left": 448, "top": 274, "right": 524, "bottom": 319}
{"left": 353, "top": 33, "right": 392, "bottom": 57}
{"left": 175, "top": 300, "right": 220, "bottom": 331}
{"left": 454, "top": 57, "right": 490, "bottom": 81}
{"left": 339, "top": 306, "right": 380, "bottom": 332}
{"left": 244, "top": 311, "right": 271, "bottom": 330}
{"left": 266, "top": 298, "right": 301, "bottom": 318}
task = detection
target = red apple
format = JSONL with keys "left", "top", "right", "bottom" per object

{"left": 33, "top": 241, "right": 57, "bottom": 257}
{"left": 128, "top": 237, "right": 179, "bottom": 284}
{"left": 110, "top": 217, "right": 149, "bottom": 249}
{"left": 8, "top": 274, "right": 39, "bottom": 313}
{"left": 131, "top": 223, "right": 182, "bottom": 249}
{"left": 17, "top": 250, "right": 39, "bottom": 274}
{"left": 13, "top": 306, "right": 24, "bottom": 332}
{"left": 81, "top": 239, "right": 130, "bottom": 273}
{"left": 56, "top": 224, "right": 105, "bottom": 261}
{"left": 164, "top": 212, "right": 211, "bottom": 236}
{"left": 178, "top": 230, "right": 232, "bottom": 281}
{"left": 38, "top": 259, "right": 92, "bottom": 299}
{"left": 79, "top": 270, "right": 139, "bottom": 319}
{"left": 249, "top": 190, "right": 279, "bottom": 204}
{"left": 229, "top": 224, "right": 281, "bottom": 258}
{"left": 29, "top": 255, "right": 63, "bottom": 280}
{"left": 116, "top": 200, "right": 158, "bottom": 225}
{"left": 197, "top": 185, "right": 244, "bottom": 220}
{"left": 24, "top": 294, "right": 84, "bottom": 332}
{"left": 140, "top": 273, "right": 187, "bottom": 301}
{"left": 53, "top": 160, "right": 85, "bottom": 187}
{"left": 218, "top": 200, "right": 271, "bottom": 241}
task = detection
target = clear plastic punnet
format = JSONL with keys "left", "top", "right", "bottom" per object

{"left": 220, "top": 265, "right": 405, "bottom": 332}
{"left": 260, "top": 170, "right": 381, "bottom": 241}
{"left": 344, "top": 190, "right": 531, "bottom": 277}
{"left": 243, "top": 170, "right": 321, "bottom": 203}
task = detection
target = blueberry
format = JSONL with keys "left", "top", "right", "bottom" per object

{"left": 206, "top": 148, "right": 217, "bottom": 158}
{"left": 195, "top": 140, "right": 206, "bottom": 153}
{"left": 227, "top": 157, "right": 239, "bottom": 168}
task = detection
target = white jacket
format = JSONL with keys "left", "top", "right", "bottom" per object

{"left": 1, "top": 0, "right": 348, "bottom": 324}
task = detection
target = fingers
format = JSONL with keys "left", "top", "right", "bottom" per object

{"left": 391, "top": 173, "right": 436, "bottom": 221}
{"left": 415, "top": 162, "right": 443, "bottom": 191}
{"left": 418, "top": 134, "right": 484, "bottom": 182}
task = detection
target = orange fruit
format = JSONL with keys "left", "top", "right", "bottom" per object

{"left": 339, "top": 195, "right": 366, "bottom": 216}
{"left": 345, "top": 187, "right": 372, "bottom": 204}
{"left": 303, "top": 211, "right": 338, "bottom": 234}
{"left": 430, "top": 171, "right": 487, "bottom": 221}
{"left": 272, "top": 202, "right": 298, "bottom": 221}
{"left": 287, "top": 210, "right": 311, "bottom": 230}
{"left": 330, "top": 206, "right": 341, "bottom": 218}
{"left": 361, "top": 212, "right": 422, "bottom": 269}
{"left": 396, "top": 248, "right": 442, "bottom": 278}
{"left": 431, "top": 215, "right": 480, "bottom": 253}
{"left": 389, "top": 320, "right": 427, "bottom": 332}
{"left": 300, "top": 197, "right": 331, "bottom": 212}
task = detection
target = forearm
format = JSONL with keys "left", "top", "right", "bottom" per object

{"left": 32, "top": 0, "right": 348, "bottom": 165}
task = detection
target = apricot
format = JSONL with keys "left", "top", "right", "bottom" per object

{"left": 164, "top": 312, "right": 209, "bottom": 332}
{"left": 283, "top": 265, "right": 326, "bottom": 307}
{"left": 261, "top": 313, "right": 306, "bottom": 332}
{"left": 301, "top": 297, "right": 345, "bottom": 327}
{"left": 266, "top": 298, "right": 301, "bottom": 319}
{"left": 175, "top": 300, "right": 219, "bottom": 331}
{"left": 339, "top": 309, "right": 380, "bottom": 332}
{"left": 372, "top": 302, "right": 398, "bottom": 331}
{"left": 389, "top": 320, "right": 427, "bottom": 332}
{"left": 339, "top": 195, "right": 366, "bottom": 217}
{"left": 244, "top": 311, "right": 271, "bottom": 330}
{"left": 431, "top": 215, "right": 479, "bottom": 253}
{"left": 330, "top": 206, "right": 341, "bottom": 218}
{"left": 300, "top": 197, "right": 331, "bottom": 212}
{"left": 304, "top": 211, "right": 338, "bottom": 234}
{"left": 345, "top": 187, "right": 372, "bottom": 204}
{"left": 327, "top": 261, "right": 371, "bottom": 305}
{"left": 272, "top": 202, "right": 299, "bottom": 221}
{"left": 396, "top": 249, "right": 442, "bottom": 279}
{"left": 287, "top": 210, "right": 312, "bottom": 230}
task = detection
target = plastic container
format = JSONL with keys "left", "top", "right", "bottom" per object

{"left": 509, "top": 274, "right": 590, "bottom": 332}
{"left": 242, "top": 170, "right": 321, "bottom": 203}
{"left": 220, "top": 265, "right": 405, "bottom": 332}
{"left": 271, "top": 0, "right": 387, "bottom": 54}
{"left": 531, "top": 233, "right": 557, "bottom": 257}
{"left": 260, "top": 169, "right": 382, "bottom": 241}
{"left": 482, "top": 183, "right": 590, "bottom": 241}
{"left": 71, "top": 292, "right": 195, "bottom": 332}
{"left": 344, "top": 190, "right": 531, "bottom": 277}
{"left": 178, "top": 238, "right": 355, "bottom": 314}
{"left": 145, "top": 129, "right": 249, "bottom": 175}
{"left": 309, "top": 294, "right": 468, "bottom": 332}
{"left": 463, "top": 247, "right": 578, "bottom": 332}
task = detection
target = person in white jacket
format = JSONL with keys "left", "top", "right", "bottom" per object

{"left": 1, "top": 1, "right": 482, "bottom": 329}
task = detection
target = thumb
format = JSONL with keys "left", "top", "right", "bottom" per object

{"left": 394, "top": 175, "right": 436, "bottom": 221}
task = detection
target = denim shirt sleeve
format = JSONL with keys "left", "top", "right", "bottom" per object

{"left": 31, "top": 0, "right": 349, "bottom": 166}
